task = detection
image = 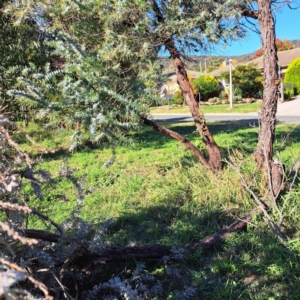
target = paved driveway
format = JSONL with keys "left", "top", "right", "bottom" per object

{"left": 276, "top": 96, "right": 300, "bottom": 116}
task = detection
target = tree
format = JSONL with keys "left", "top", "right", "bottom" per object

{"left": 241, "top": 1, "right": 300, "bottom": 195}
{"left": 220, "top": 63, "right": 263, "bottom": 98}
{"left": 6, "top": 0, "right": 251, "bottom": 171}
{"left": 5, "top": 0, "right": 298, "bottom": 176}
{"left": 284, "top": 57, "right": 300, "bottom": 94}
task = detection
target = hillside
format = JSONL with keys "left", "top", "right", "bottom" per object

{"left": 157, "top": 52, "right": 255, "bottom": 74}
{"left": 158, "top": 39, "right": 300, "bottom": 73}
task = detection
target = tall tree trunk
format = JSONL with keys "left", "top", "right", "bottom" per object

{"left": 255, "top": 0, "right": 283, "bottom": 196}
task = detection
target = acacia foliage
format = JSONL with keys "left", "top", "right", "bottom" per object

{"left": 284, "top": 57, "right": 300, "bottom": 94}
{"left": 6, "top": 1, "right": 160, "bottom": 150}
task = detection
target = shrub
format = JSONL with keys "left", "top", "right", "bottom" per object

{"left": 234, "top": 88, "right": 243, "bottom": 97}
{"left": 208, "top": 97, "right": 219, "bottom": 104}
{"left": 220, "top": 64, "right": 263, "bottom": 98}
{"left": 193, "top": 75, "right": 220, "bottom": 101}
{"left": 283, "top": 82, "right": 295, "bottom": 100}
{"left": 172, "top": 90, "right": 184, "bottom": 105}
{"left": 219, "top": 91, "right": 227, "bottom": 99}
{"left": 284, "top": 58, "right": 300, "bottom": 95}
{"left": 233, "top": 95, "right": 243, "bottom": 102}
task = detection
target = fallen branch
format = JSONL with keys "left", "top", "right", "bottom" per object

{"left": 21, "top": 209, "right": 255, "bottom": 270}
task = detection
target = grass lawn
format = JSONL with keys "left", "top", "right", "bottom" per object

{"left": 150, "top": 102, "right": 261, "bottom": 114}
{"left": 19, "top": 120, "right": 300, "bottom": 299}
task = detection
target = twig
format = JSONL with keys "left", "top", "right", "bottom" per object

{"left": 0, "top": 257, "right": 53, "bottom": 300}
{"left": 224, "top": 159, "right": 285, "bottom": 243}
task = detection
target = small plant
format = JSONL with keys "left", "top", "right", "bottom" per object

{"left": 208, "top": 97, "right": 219, "bottom": 104}
{"left": 219, "top": 91, "right": 227, "bottom": 100}
{"left": 233, "top": 95, "right": 242, "bottom": 103}
{"left": 283, "top": 82, "right": 295, "bottom": 100}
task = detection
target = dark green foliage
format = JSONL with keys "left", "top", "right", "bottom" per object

{"left": 0, "top": 1, "right": 51, "bottom": 122}
{"left": 220, "top": 63, "right": 263, "bottom": 98}
{"left": 284, "top": 57, "right": 300, "bottom": 94}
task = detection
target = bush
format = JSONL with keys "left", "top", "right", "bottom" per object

{"left": 284, "top": 57, "right": 300, "bottom": 95}
{"left": 220, "top": 64, "right": 263, "bottom": 98}
{"left": 234, "top": 88, "right": 243, "bottom": 97}
{"left": 283, "top": 82, "right": 295, "bottom": 100}
{"left": 193, "top": 75, "right": 220, "bottom": 101}
{"left": 233, "top": 95, "right": 242, "bottom": 102}
{"left": 172, "top": 90, "right": 184, "bottom": 105}
{"left": 219, "top": 91, "right": 227, "bottom": 99}
{"left": 208, "top": 97, "right": 219, "bottom": 104}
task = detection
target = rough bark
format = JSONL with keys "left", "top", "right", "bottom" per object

{"left": 140, "top": 117, "right": 211, "bottom": 169}
{"left": 254, "top": 0, "right": 283, "bottom": 196}
{"left": 164, "top": 38, "right": 222, "bottom": 170}
{"left": 151, "top": 0, "right": 222, "bottom": 170}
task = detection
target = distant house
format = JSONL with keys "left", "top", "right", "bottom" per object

{"left": 209, "top": 47, "right": 300, "bottom": 80}
{"left": 159, "top": 70, "right": 202, "bottom": 98}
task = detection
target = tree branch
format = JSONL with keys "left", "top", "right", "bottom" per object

{"left": 140, "top": 117, "right": 211, "bottom": 169}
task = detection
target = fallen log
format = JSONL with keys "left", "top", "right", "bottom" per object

{"left": 21, "top": 209, "right": 255, "bottom": 270}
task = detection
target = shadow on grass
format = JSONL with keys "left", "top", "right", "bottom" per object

{"left": 100, "top": 198, "right": 300, "bottom": 299}
{"left": 133, "top": 121, "right": 300, "bottom": 156}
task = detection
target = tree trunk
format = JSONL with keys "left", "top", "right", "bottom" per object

{"left": 151, "top": 0, "right": 221, "bottom": 170}
{"left": 164, "top": 38, "right": 222, "bottom": 170}
{"left": 255, "top": 0, "right": 283, "bottom": 196}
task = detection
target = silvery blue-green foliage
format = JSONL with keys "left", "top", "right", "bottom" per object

{"left": 7, "top": 0, "right": 161, "bottom": 154}
{"left": 87, "top": 263, "right": 164, "bottom": 300}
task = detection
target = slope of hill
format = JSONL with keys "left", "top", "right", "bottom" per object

{"left": 157, "top": 52, "right": 255, "bottom": 74}
{"left": 158, "top": 38, "right": 300, "bottom": 74}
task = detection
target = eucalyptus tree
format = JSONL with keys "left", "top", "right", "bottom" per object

{"left": 241, "top": 0, "right": 300, "bottom": 195}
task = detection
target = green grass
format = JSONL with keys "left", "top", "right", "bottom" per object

{"left": 150, "top": 102, "right": 261, "bottom": 114}
{"left": 19, "top": 120, "right": 300, "bottom": 299}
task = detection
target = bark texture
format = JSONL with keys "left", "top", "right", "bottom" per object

{"left": 254, "top": 0, "right": 283, "bottom": 196}
{"left": 164, "top": 38, "right": 222, "bottom": 170}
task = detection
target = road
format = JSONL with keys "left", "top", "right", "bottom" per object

{"left": 152, "top": 114, "right": 299, "bottom": 123}
{"left": 152, "top": 97, "right": 300, "bottom": 123}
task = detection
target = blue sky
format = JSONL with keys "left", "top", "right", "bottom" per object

{"left": 214, "top": 5, "right": 300, "bottom": 56}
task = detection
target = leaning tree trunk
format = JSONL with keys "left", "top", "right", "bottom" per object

{"left": 151, "top": 0, "right": 221, "bottom": 170}
{"left": 255, "top": 0, "right": 283, "bottom": 196}
{"left": 164, "top": 38, "right": 222, "bottom": 170}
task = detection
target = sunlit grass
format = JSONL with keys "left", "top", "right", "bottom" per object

{"left": 19, "top": 120, "right": 300, "bottom": 299}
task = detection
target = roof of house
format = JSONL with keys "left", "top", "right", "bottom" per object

{"left": 166, "top": 70, "right": 203, "bottom": 83}
{"left": 209, "top": 47, "right": 300, "bottom": 77}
